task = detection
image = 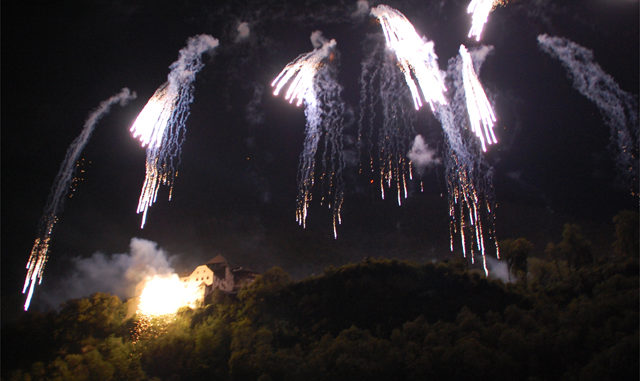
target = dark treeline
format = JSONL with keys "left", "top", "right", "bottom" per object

{"left": 3, "top": 211, "right": 638, "bottom": 380}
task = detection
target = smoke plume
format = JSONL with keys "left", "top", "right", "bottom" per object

{"left": 351, "top": 0, "right": 370, "bottom": 19}
{"left": 407, "top": 134, "right": 440, "bottom": 175}
{"left": 310, "top": 30, "right": 329, "bottom": 49}
{"left": 235, "top": 21, "right": 250, "bottom": 42}
{"left": 41, "top": 238, "right": 177, "bottom": 309}
{"left": 486, "top": 257, "right": 513, "bottom": 283}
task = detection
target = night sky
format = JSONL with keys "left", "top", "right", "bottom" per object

{"left": 2, "top": 0, "right": 638, "bottom": 320}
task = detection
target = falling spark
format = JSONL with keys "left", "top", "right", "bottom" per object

{"left": 432, "top": 48, "right": 500, "bottom": 275}
{"left": 22, "top": 88, "right": 136, "bottom": 311}
{"left": 131, "top": 34, "right": 219, "bottom": 228}
{"left": 272, "top": 32, "right": 346, "bottom": 238}
{"left": 137, "top": 274, "right": 201, "bottom": 316}
{"left": 370, "top": 5, "right": 447, "bottom": 111}
{"left": 460, "top": 44, "right": 497, "bottom": 152}
{"left": 361, "top": 5, "right": 449, "bottom": 208}
{"left": 359, "top": 33, "right": 419, "bottom": 206}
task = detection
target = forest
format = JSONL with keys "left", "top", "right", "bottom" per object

{"left": 2, "top": 211, "right": 638, "bottom": 380}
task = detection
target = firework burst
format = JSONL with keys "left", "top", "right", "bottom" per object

{"left": 272, "top": 32, "right": 346, "bottom": 238}
{"left": 22, "top": 88, "right": 136, "bottom": 310}
{"left": 370, "top": 4, "right": 447, "bottom": 111}
{"left": 130, "top": 34, "right": 219, "bottom": 228}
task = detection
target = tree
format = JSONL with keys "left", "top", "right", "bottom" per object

{"left": 499, "top": 238, "right": 533, "bottom": 281}
{"left": 545, "top": 224, "right": 593, "bottom": 268}
{"left": 612, "top": 210, "right": 639, "bottom": 258}
{"left": 54, "top": 293, "right": 126, "bottom": 347}
{"left": 238, "top": 267, "right": 291, "bottom": 319}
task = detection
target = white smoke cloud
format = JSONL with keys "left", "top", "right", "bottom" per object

{"left": 310, "top": 30, "right": 329, "bottom": 49}
{"left": 469, "top": 44, "right": 494, "bottom": 73}
{"left": 167, "top": 34, "right": 219, "bottom": 88}
{"left": 351, "top": 0, "right": 370, "bottom": 19}
{"left": 235, "top": 21, "right": 250, "bottom": 43}
{"left": 486, "top": 257, "right": 514, "bottom": 283}
{"left": 407, "top": 135, "right": 441, "bottom": 175}
{"left": 41, "top": 238, "right": 177, "bottom": 308}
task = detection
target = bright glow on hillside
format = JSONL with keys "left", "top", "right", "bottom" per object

{"left": 138, "top": 274, "right": 201, "bottom": 316}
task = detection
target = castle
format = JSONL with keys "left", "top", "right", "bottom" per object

{"left": 179, "top": 255, "right": 259, "bottom": 303}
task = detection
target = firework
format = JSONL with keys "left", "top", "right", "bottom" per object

{"left": 22, "top": 88, "right": 136, "bottom": 310}
{"left": 370, "top": 5, "right": 447, "bottom": 111}
{"left": 271, "top": 38, "right": 335, "bottom": 107}
{"left": 436, "top": 47, "right": 500, "bottom": 274}
{"left": 460, "top": 44, "right": 497, "bottom": 152}
{"left": 272, "top": 32, "right": 346, "bottom": 238}
{"left": 131, "top": 34, "right": 219, "bottom": 228}
{"left": 467, "top": 0, "right": 495, "bottom": 41}
{"left": 359, "top": 35, "right": 417, "bottom": 205}
{"left": 430, "top": 100, "right": 498, "bottom": 275}
{"left": 538, "top": 34, "right": 639, "bottom": 194}
{"left": 360, "top": 7, "right": 499, "bottom": 272}
{"left": 360, "top": 5, "right": 448, "bottom": 205}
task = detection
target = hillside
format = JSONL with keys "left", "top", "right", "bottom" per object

{"left": 3, "top": 246, "right": 638, "bottom": 380}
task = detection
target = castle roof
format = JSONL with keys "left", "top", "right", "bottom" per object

{"left": 206, "top": 255, "right": 227, "bottom": 265}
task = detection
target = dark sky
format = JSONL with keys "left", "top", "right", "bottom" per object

{"left": 2, "top": 0, "right": 638, "bottom": 319}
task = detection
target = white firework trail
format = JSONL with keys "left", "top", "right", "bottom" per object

{"left": 537, "top": 34, "right": 639, "bottom": 193}
{"left": 433, "top": 102, "right": 498, "bottom": 275}
{"left": 22, "top": 88, "right": 136, "bottom": 311}
{"left": 467, "top": 0, "right": 496, "bottom": 42}
{"left": 460, "top": 44, "right": 497, "bottom": 152}
{"left": 370, "top": 4, "right": 447, "bottom": 111}
{"left": 359, "top": 35, "right": 417, "bottom": 206}
{"left": 435, "top": 47, "right": 499, "bottom": 275}
{"left": 271, "top": 32, "right": 346, "bottom": 238}
{"left": 130, "top": 34, "right": 219, "bottom": 228}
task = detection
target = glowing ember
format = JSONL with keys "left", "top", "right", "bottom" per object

{"left": 137, "top": 274, "right": 201, "bottom": 316}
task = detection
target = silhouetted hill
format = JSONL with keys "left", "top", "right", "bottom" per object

{"left": 256, "top": 259, "right": 524, "bottom": 336}
{"left": 3, "top": 251, "right": 638, "bottom": 380}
